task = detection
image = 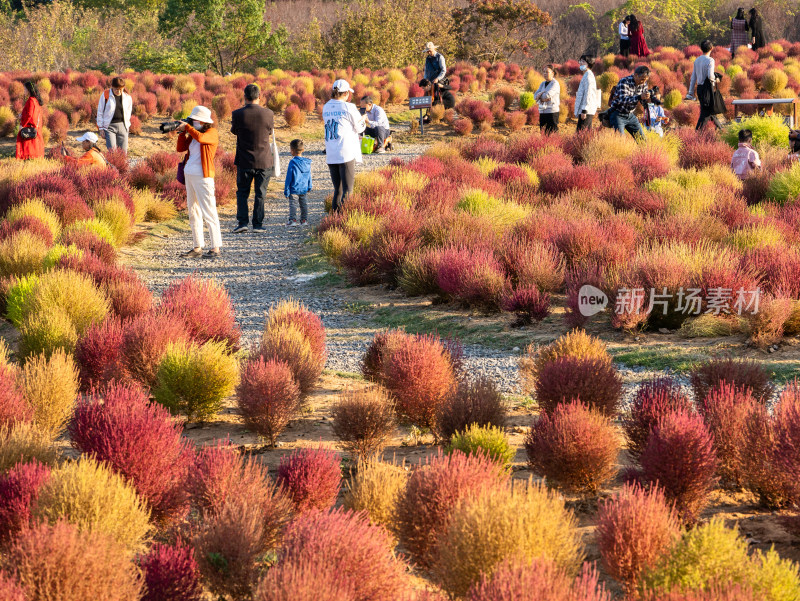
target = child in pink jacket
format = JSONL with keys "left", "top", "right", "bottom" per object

{"left": 731, "top": 129, "right": 761, "bottom": 179}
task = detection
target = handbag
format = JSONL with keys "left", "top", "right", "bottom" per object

{"left": 267, "top": 128, "right": 280, "bottom": 178}
{"left": 361, "top": 136, "right": 376, "bottom": 155}
{"left": 19, "top": 126, "right": 36, "bottom": 140}
{"left": 176, "top": 153, "right": 187, "bottom": 185}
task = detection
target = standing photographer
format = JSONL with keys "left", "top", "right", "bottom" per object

{"left": 176, "top": 106, "right": 223, "bottom": 259}
{"left": 97, "top": 76, "right": 132, "bottom": 153}
{"left": 422, "top": 41, "right": 447, "bottom": 121}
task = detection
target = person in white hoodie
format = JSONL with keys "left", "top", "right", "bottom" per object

{"left": 534, "top": 64, "right": 560, "bottom": 135}
{"left": 96, "top": 76, "right": 133, "bottom": 153}
{"left": 322, "top": 79, "right": 367, "bottom": 212}
{"left": 574, "top": 55, "right": 601, "bottom": 131}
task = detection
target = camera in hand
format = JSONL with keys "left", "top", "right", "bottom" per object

{"left": 159, "top": 119, "right": 188, "bottom": 133}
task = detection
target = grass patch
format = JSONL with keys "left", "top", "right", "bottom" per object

{"left": 310, "top": 271, "right": 344, "bottom": 288}
{"left": 343, "top": 301, "right": 374, "bottom": 314}
{"left": 762, "top": 361, "right": 800, "bottom": 384}
{"left": 295, "top": 251, "right": 333, "bottom": 274}
{"left": 389, "top": 109, "right": 418, "bottom": 124}
{"left": 610, "top": 344, "right": 713, "bottom": 373}
{"left": 323, "top": 369, "right": 364, "bottom": 380}
{"left": 371, "top": 306, "right": 531, "bottom": 350}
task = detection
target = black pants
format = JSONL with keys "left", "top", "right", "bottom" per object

{"left": 576, "top": 114, "right": 594, "bottom": 131}
{"left": 365, "top": 126, "right": 390, "bottom": 147}
{"left": 539, "top": 112, "right": 558, "bottom": 135}
{"left": 328, "top": 161, "right": 355, "bottom": 212}
{"left": 696, "top": 106, "right": 722, "bottom": 131}
{"left": 236, "top": 167, "right": 268, "bottom": 228}
{"left": 620, "top": 39, "right": 630, "bottom": 57}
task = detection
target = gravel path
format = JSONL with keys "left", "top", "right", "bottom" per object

{"left": 131, "top": 140, "right": 692, "bottom": 397}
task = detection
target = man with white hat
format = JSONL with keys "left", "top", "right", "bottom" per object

{"left": 61, "top": 131, "right": 107, "bottom": 167}
{"left": 322, "top": 79, "right": 367, "bottom": 212}
{"left": 175, "top": 105, "right": 224, "bottom": 259}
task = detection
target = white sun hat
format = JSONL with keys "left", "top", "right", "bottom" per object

{"left": 423, "top": 41, "right": 437, "bottom": 53}
{"left": 188, "top": 105, "right": 214, "bottom": 124}
{"left": 76, "top": 132, "right": 99, "bottom": 143}
{"left": 332, "top": 79, "right": 354, "bottom": 93}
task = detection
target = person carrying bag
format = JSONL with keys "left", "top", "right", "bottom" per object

{"left": 687, "top": 39, "right": 724, "bottom": 130}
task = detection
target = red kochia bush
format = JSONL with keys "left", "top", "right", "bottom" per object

{"left": 436, "top": 376, "right": 506, "bottom": 441}
{"left": 0, "top": 574, "right": 25, "bottom": 601}
{"left": 276, "top": 447, "right": 341, "bottom": 513}
{"left": 501, "top": 286, "right": 551, "bottom": 325}
{"left": 698, "top": 384, "right": 757, "bottom": 487}
{"left": 139, "top": 541, "right": 203, "bottom": 601}
{"left": 69, "top": 382, "right": 194, "bottom": 521}
{"left": 539, "top": 165, "right": 602, "bottom": 196}
{"left": 236, "top": 357, "right": 301, "bottom": 447}
{"left": 0, "top": 361, "right": 32, "bottom": 427}
{"left": 121, "top": 312, "right": 191, "bottom": 388}
{"left": 74, "top": 317, "right": 125, "bottom": 392}
{"left": 629, "top": 148, "right": 672, "bottom": 184}
{"left": 772, "top": 382, "right": 800, "bottom": 502}
{"left": 59, "top": 229, "right": 116, "bottom": 264}
{"left": 106, "top": 278, "right": 154, "bottom": 320}
{"left": 0, "top": 216, "right": 54, "bottom": 246}
{"left": 465, "top": 558, "right": 609, "bottom": 601}
{"left": 379, "top": 332, "right": 457, "bottom": 430}
{"left": 146, "top": 151, "right": 181, "bottom": 174}
{"left": 690, "top": 358, "right": 775, "bottom": 405}
{"left": 535, "top": 357, "right": 623, "bottom": 416}
{"left": 0, "top": 461, "right": 51, "bottom": 541}
{"left": 624, "top": 377, "right": 693, "bottom": 461}
{"left": 637, "top": 410, "right": 718, "bottom": 524}
{"left": 254, "top": 563, "right": 354, "bottom": 601}
{"left": 596, "top": 483, "right": 680, "bottom": 590}
{"left": 525, "top": 401, "right": 619, "bottom": 495}
{"left": 394, "top": 450, "right": 509, "bottom": 566}
{"left": 436, "top": 246, "right": 509, "bottom": 311}
{"left": 159, "top": 275, "right": 241, "bottom": 350}
{"left": 273, "top": 509, "right": 412, "bottom": 601}
{"left": 47, "top": 109, "right": 70, "bottom": 142}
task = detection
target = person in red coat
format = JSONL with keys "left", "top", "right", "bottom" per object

{"left": 628, "top": 15, "right": 651, "bottom": 57}
{"left": 15, "top": 81, "right": 44, "bottom": 160}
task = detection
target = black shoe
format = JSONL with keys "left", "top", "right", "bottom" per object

{"left": 232, "top": 225, "right": 248, "bottom": 233}
{"left": 252, "top": 226, "right": 267, "bottom": 232}
{"left": 180, "top": 248, "right": 203, "bottom": 258}
{"left": 202, "top": 249, "right": 221, "bottom": 259}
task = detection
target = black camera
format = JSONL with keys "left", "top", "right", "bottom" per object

{"left": 159, "top": 119, "right": 188, "bottom": 133}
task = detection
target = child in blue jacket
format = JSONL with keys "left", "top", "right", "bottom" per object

{"left": 284, "top": 139, "right": 312, "bottom": 225}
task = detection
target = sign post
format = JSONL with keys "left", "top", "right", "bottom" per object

{"left": 409, "top": 95, "right": 433, "bottom": 135}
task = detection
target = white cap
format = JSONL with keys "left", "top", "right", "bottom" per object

{"left": 423, "top": 41, "right": 437, "bottom": 53}
{"left": 76, "top": 132, "right": 99, "bottom": 143}
{"left": 332, "top": 79, "right": 354, "bottom": 93}
{"left": 188, "top": 105, "right": 214, "bottom": 124}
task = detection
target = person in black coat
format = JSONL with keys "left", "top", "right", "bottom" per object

{"left": 748, "top": 7, "right": 767, "bottom": 51}
{"left": 230, "top": 84, "right": 275, "bottom": 232}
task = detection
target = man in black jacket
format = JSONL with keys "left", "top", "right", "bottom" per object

{"left": 231, "top": 84, "right": 274, "bottom": 232}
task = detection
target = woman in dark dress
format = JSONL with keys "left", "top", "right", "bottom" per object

{"left": 749, "top": 7, "right": 767, "bottom": 51}
{"left": 730, "top": 8, "right": 749, "bottom": 55}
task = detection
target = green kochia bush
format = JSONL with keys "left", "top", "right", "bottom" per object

{"left": 154, "top": 341, "right": 239, "bottom": 421}
{"left": 639, "top": 518, "right": 800, "bottom": 600}
{"left": 767, "top": 163, "right": 800, "bottom": 203}
{"left": 722, "top": 115, "right": 789, "bottom": 149}
{"left": 446, "top": 424, "right": 514, "bottom": 468}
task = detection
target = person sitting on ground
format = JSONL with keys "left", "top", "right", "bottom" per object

{"left": 284, "top": 139, "right": 312, "bottom": 226}
{"left": 789, "top": 129, "right": 800, "bottom": 162}
{"left": 534, "top": 64, "right": 561, "bottom": 135}
{"left": 61, "top": 132, "right": 107, "bottom": 167}
{"left": 574, "top": 55, "right": 600, "bottom": 131}
{"left": 420, "top": 78, "right": 455, "bottom": 112}
{"left": 642, "top": 87, "right": 668, "bottom": 137}
{"left": 176, "top": 105, "right": 223, "bottom": 259}
{"left": 607, "top": 65, "right": 650, "bottom": 139}
{"left": 360, "top": 96, "right": 391, "bottom": 153}
{"left": 731, "top": 128, "right": 761, "bottom": 179}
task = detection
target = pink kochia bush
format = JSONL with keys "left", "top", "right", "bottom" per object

{"left": 0, "top": 360, "right": 32, "bottom": 427}
{"left": 254, "top": 563, "right": 354, "bottom": 601}
{"left": 121, "top": 312, "right": 191, "bottom": 388}
{"left": 139, "top": 541, "right": 203, "bottom": 601}
{"left": 264, "top": 508, "right": 412, "bottom": 601}
{"left": 534, "top": 357, "right": 623, "bottom": 416}
{"left": 525, "top": 401, "right": 619, "bottom": 495}
{"left": 393, "top": 450, "right": 509, "bottom": 566}
{"left": 74, "top": 316, "right": 125, "bottom": 392}
{"left": 276, "top": 446, "right": 341, "bottom": 513}
{"left": 69, "top": 382, "right": 195, "bottom": 521}
{"left": 0, "top": 574, "right": 25, "bottom": 601}
{"left": 636, "top": 410, "right": 718, "bottom": 524}
{"left": 159, "top": 275, "right": 241, "bottom": 350}
{"left": 0, "top": 461, "right": 51, "bottom": 541}
{"left": 465, "top": 558, "right": 609, "bottom": 601}
{"left": 595, "top": 483, "right": 681, "bottom": 590}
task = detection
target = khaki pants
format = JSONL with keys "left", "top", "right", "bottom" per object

{"left": 185, "top": 173, "right": 222, "bottom": 249}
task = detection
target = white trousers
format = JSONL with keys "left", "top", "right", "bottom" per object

{"left": 185, "top": 173, "right": 222, "bottom": 249}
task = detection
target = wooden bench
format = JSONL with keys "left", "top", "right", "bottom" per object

{"left": 732, "top": 97, "right": 800, "bottom": 127}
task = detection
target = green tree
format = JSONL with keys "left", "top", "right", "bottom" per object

{"left": 453, "top": 0, "right": 552, "bottom": 63}
{"left": 325, "top": 0, "right": 457, "bottom": 71}
{"left": 159, "top": 0, "right": 288, "bottom": 74}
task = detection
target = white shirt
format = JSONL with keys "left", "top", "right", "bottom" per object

{"left": 534, "top": 79, "right": 560, "bottom": 114}
{"left": 184, "top": 138, "right": 204, "bottom": 176}
{"left": 96, "top": 89, "right": 132, "bottom": 130}
{"left": 365, "top": 105, "right": 390, "bottom": 130}
{"left": 574, "top": 71, "right": 601, "bottom": 116}
{"left": 322, "top": 99, "right": 365, "bottom": 165}
{"left": 619, "top": 22, "right": 629, "bottom": 40}
{"left": 688, "top": 54, "right": 716, "bottom": 97}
